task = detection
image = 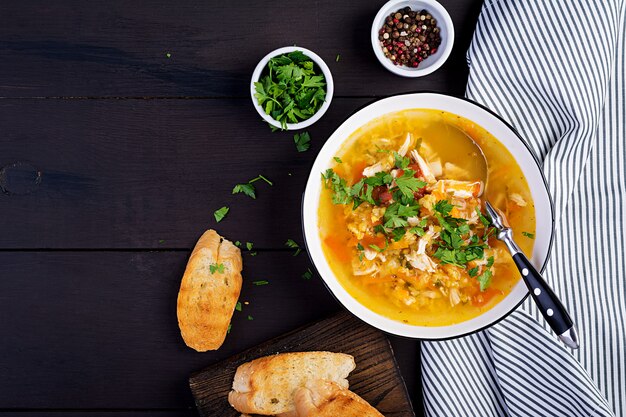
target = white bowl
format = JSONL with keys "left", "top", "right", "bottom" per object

{"left": 302, "top": 93, "right": 554, "bottom": 340}
{"left": 371, "top": 0, "right": 454, "bottom": 77}
{"left": 250, "top": 46, "right": 334, "bottom": 130}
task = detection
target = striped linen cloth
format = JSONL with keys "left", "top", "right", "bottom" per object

{"left": 421, "top": 0, "right": 625, "bottom": 416}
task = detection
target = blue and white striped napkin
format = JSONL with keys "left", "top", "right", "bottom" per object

{"left": 421, "top": 1, "right": 625, "bottom": 416}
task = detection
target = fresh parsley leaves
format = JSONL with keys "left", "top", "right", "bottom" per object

{"left": 477, "top": 269, "right": 493, "bottom": 291}
{"left": 434, "top": 200, "right": 454, "bottom": 216}
{"left": 232, "top": 175, "right": 273, "bottom": 199}
{"left": 232, "top": 183, "right": 256, "bottom": 199}
{"left": 209, "top": 263, "right": 225, "bottom": 274}
{"left": 394, "top": 170, "right": 427, "bottom": 199}
{"left": 294, "top": 132, "right": 311, "bottom": 152}
{"left": 214, "top": 206, "right": 229, "bottom": 222}
{"left": 254, "top": 51, "right": 326, "bottom": 130}
{"left": 476, "top": 208, "right": 491, "bottom": 226}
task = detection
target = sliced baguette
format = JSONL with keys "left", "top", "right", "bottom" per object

{"left": 177, "top": 229, "right": 242, "bottom": 351}
{"left": 293, "top": 380, "right": 385, "bottom": 417}
{"left": 228, "top": 352, "right": 356, "bottom": 415}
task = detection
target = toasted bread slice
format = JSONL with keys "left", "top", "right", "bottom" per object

{"left": 294, "top": 380, "right": 384, "bottom": 417}
{"left": 228, "top": 352, "right": 356, "bottom": 415}
{"left": 177, "top": 229, "right": 242, "bottom": 351}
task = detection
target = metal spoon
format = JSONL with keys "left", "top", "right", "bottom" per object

{"left": 458, "top": 133, "right": 579, "bottom": 349}
{"left": 485, "top": 202, "right": 579, "bottom": 349}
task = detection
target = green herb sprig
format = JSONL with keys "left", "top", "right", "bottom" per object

{"left": 254, "top": 51, "right": 326, "bottom": 130}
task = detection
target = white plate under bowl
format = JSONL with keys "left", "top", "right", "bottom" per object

{"left": 302, "top": 93, "right": 554, "bottom": 340}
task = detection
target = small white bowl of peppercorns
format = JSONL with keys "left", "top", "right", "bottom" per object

{"left": 371, "top": 0, "right": 454, "bottom": 77}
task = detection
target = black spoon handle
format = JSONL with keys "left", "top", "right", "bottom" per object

{"left": 512, "top": 252, "right": 578, "bottom": 347}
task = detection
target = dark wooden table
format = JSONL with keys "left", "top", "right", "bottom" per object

{"left": 0, "top": 1, "right": 482, "bottom": 416}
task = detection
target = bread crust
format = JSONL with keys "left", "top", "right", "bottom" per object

{"left": 177, "top": 229, "right": 242, "bottom": 351}
{"left": 228, "top": 352, "right": 356, "bottom": 415}
{"left": 294, "top": 380, "right": 384, "bottom": 417}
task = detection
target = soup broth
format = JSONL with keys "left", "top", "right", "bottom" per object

{"left": 319, "top": 109, "right": 535, "bottom": 326}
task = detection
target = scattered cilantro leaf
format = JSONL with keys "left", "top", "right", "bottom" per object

{"left": 227, "top": 324, "right": 232, "bottom": 334}
{"left": 522, "top": 231, "right": 535, "bottom": 239}
{"left": 214, "top": 206, "right": 229, "bottom": 222}
{"left": 285, "top": 239, "right": 302, "bottom": 256}
{"left": 303, "top": 268, "right": 313, "bottom": 280}
{"left": 247, "top": 315, "right": 254, "bottom": 321}
{"left": 235, "top": 302, "right": 242, "bottom": 312}
{"left": 468, "top": 266, "right": 479, "bottom": 277}
{"left": 209, "top": 263, "right": 225, "bottom": 274}
{"left": 334, "top": 156, "right": 343, "bottom": 163}
{"left": 253, "top": 280, "right": 269, "bottom": 286}
{"left": 249, "top": 175, "right": 273, "bottom": 186}
{"left": 232, "top": 183, "right": 256, "bottom": 199}
{"left": 335, "top": 54, "right": 340, "bottom": 62}
{"left": 294, "top": 132, "right": 311, "bottom": 152}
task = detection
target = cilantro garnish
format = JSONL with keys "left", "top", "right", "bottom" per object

{"left": 322, "top": 169, "right": 352, "bottom": 205}
{"left": 235, "top": 301, "right": 242, "bottom": 311}
{"left": 395, "top": 170, "right": 427, "bottom": 199}
{"left": 253, "top": 280, "right": 269, "bottom": 286}
{"left": 254, "top": 51, "right": 326, "bottom": 130}
{"left": 476, "top": 208, "right": 491, "bottom": 226}
{"left": 393, "top": 151, "right": 411, "bottom": 169}
{"left": 285, "top": 239, "right": 302, "bottom": 256}
{"left": 302, "top": 268, "right": 313, "bottom": 280}
{"left": 477, "top": 269, "right": 493, "bottom": 291}
{"left": 232, "top": 183, "right": 256, "bottom": 199}
{"left": 522, "top": 231, "right": 535, "bottom": 239}
{"left": 434, "top": 200, "right": 455, "bottom": 216}
{"left": 333, "top": 156, "right": 343, "bottom": 163}
{"left": 247, "top": 315, "right": 254, "bottom": 321}
{"left": 369, "top": 240, "right": 389, "bottom": 252}
{"left": 209, "top": 263, "right": 225, "bottom": 274}
{"left": 213, "top": 206, "right": 229, "bottom": 222}
{"left": 294, "top": 132, "right": 311, "bottom": 152}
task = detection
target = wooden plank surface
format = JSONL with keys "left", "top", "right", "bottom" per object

{"left": 190, "top": 312, "right": 414, "bottom": 417}
{"left": 0, "top": 0, "right": 480, "bottom": 415}
{"left": 0, "top": 98, "right": 369, "bottom": 249}
{"left": 0, "top": 0, "right": 482, "bottom": 98}
{"left": 0, "top": 251, "right": 421, "bottom": 411}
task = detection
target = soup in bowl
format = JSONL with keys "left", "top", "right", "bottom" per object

{"left": 302, "top": 93, "right": 553, "bottom": 339}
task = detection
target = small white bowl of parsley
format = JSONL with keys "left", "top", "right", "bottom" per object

{"left": 251, "top": 46, "right": 334, "bottom": 130}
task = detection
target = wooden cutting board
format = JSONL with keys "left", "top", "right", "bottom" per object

{"left": 189, "top": 311, "right": 415, "bottom": 417}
